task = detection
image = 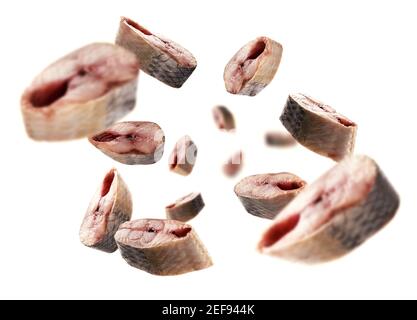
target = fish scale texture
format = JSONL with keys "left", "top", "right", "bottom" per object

{"left": 147, "top": 53, "right": 195, "bottom": 88}
{"left": 328, "top": 169, "right": 399, "bottom": 250}
{"left": 280, "top": 96, "right": 306, "bottom": 141}
{"left": 238, "top": 196, "right": 287, "bottom": 220}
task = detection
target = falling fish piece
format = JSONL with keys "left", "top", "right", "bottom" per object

{"left": 259, "top": 155, "right": 400, "bottom": 263}
{"left": 89, "top": 121, "right": 165, "bottom": 165}
{"left": 165, "top": 192, "right": 205, "bottom": 222}
{"left": 224, "top": 37, "right": 283, "bottom": 96}
{"left": 169, "top": 135, "right": 197, "bottom": 176}
{"left": 21, "top": 43, "right": 139, "bottom": 141}
{"left": 235, "top": 173, "right": 306, "bottom": 220}
{"left": 80, "top": 168, "right": 132, "bottom": 253}
{"left": 115, "top": 219, "right": 213, "bottom": 275}
{"left": 223, "top": 150, "right": 243, "bottom": 177}
{"left": 265, "top": 131, "right": 296, "bottom": 147}
{"left": 212, "top": 105, "right": 236, "bottom": 131}
{"left": 116, "top": 17, "right": 197, "bottom": 88}
{"left": 280, "top": 93, "right": 357, "bottom": 161}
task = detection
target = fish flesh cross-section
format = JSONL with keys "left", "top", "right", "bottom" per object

{"left": 258, "top": 155, "right": 400, "bottom": 263}
{"left": 115, "top": 219, "right": 213, "bottom": 275}
{"left": 224, "top": 37, "right": 283, "bottom": 96}
{"left": 116, "top": 17, "right": 197, "bottom": 88}
{"left": 280, "top": 93, "right": 357, "bottom": 161}
{"left": 89, "top": 121, "right": 165, "bottom": 165}
{"left": 80, "top": 168, "right": 132, "bottom": 253}
{"left": 21, "top": 43, "right": 140, "bottom": 141}
{"left": 235, "top": 173, "right": 306, "bottom": 219}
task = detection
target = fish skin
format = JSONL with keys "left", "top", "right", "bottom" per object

{"left": 169, "top": 135, "right": 198, "bottom": 176}
{"left": 116, "top": 17, "right": 197, "bottom": 88}
{"left": 89, "top": 121, "right": 165, "bottom": 165}
{"left": 165, "top": 192, "right": 205, "bottom": 222}
{"left": 21, "top": 43, "right": 139, "bottom": 141}
{"left": 280, "top": 93, "right": 357, "bottom": 161}
{"left": 146, "top": 54, "right": 195, "bottom": 89}
{"left": 212, "top": 105, "right": 236, "bottom": 131}
{"left": 80, "top": 168, "right": 132, "bottom": 253}
{"left": 115, "top": 219, "right": 213, "bottom": 276}
{"left": 259, "top": 155, "right": 400, "bottom": 263}
{"left": 224, "top": 37, "right": 282, "bottom": 96}
{"left": 235, "top": 173, "right": 306, "bottom": 219}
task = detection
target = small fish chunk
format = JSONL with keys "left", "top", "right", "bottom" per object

{"left": 116, "top": 17, "right": 197, "bottom": 88}
{"left": 224, "top": 37, "right": 282, "bottom": 96}
{"left": 115, "top": 219, "right": 213, "bottom": 275}
{"left": 223, "top": 151, "right": 243, "bottom": 177}
{"left": 280, "top": 93, "right": 357, "bottom": 161}
{"left": 265, "top": 131, "right": 296, "bottom": 147}
{"left": 89, "top": 121, "right": 165, "bottom": 165}
{"left": 169, "top": 135, "right": 197, "bottom": 176}
{"left": 212, "top": 105, "right": 236, "bottom": 131}
{"left": 80, "top": 168, "right": 132, "bottom": 253}
{"left": 235, "top": 173, "right": 306, "bottom": 219}
{"left": 165, "top": 192, "right": 205, "bottom": 222}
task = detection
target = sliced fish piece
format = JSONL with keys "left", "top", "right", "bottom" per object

{"left": 265, "top": 131, "right": 296, "bottom": 147}
{"left": 224, "top": 37, "right": 283, "bottom": 96}
{"left": 280, "top": 93, "right": 357, "bottom": 161}
{"left": 259, "top": 155, "right": 400, "bottom": 263}
{"left": 235, "top": 173, "right": 306, "bottom": 219}
{"left": 169, "top": 135, "right": 197, "bottom": 176}
{"left": 116, "top": 17, "right": 197, "bottom": 88}
{"left": 115, "top": 219, "right": 212, "bottom": 275}
{"left": 212, "top": 105, "right": 236, "bottom": 131}
{"left": 89, "top": 121, "right": 165, "bottom": 165}
{"left": 223, "top": 150, "right": 243, "bottom": 177}
{"left": 165, "top": 192, "right": 205, "bottom": 222}
{"left": 80, "top": 168, "right": 132, "bottom": 253}
{"left": 21, "top": 43, "right": 139, "bottom": 141}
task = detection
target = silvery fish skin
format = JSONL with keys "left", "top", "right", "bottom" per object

{"left": 259, "top": 155, "right": 400, "bottom": 263}
{"left": 235, "top": 173, "right": 306, "bottom": 219}
{"left": 80, "top": 168, "right": 132, "bottom": 253}
{"left": 280, "top": 93, "right": 357, "bottom": 161}
{"left": 265, "top": 131, "right": 296, "bottom": 147}
{"left": 116, "top": 17, "right": 197, "bottom": 88}
{"left": 165, "top": 192, "right": 205, "bottom": 222}
{"left": 169, "top": 135, "right": 197, "bottom": 176}
{"left": 224, "top": 37, "right": 283, "bottom": 96}
{"left": 115, "top": 219, "right": 213, "bottom": 276}
{"left": 212, "top": 105, "right": 236, "bottom": 131}
{"left": 89, "top": 121, "right": 165, "bottom": 165}
{"left": 223, "top": 150, "right": 243, "bottom": 177}
{"left": 21, "top": 43, "right": 139, "bottom": 141}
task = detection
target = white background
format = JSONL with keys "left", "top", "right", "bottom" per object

{"left": 0, "top": 0, "right": 416, "bottom": 299}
